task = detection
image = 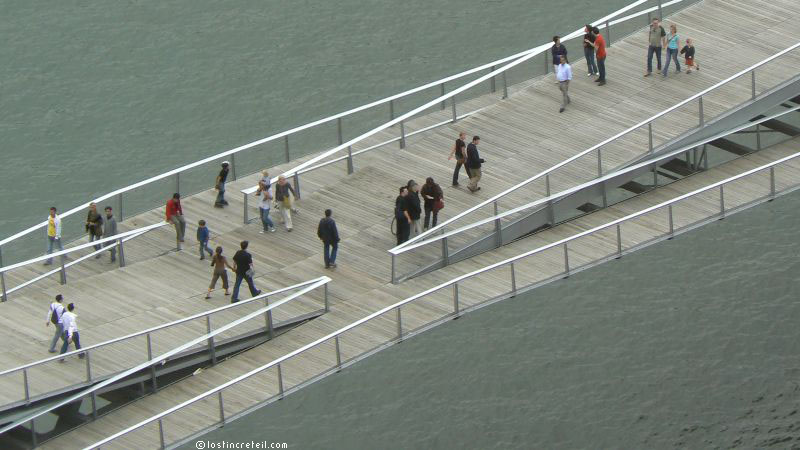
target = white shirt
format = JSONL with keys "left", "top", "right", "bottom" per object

{"left": 556, "top": 63, "right": 573, "bottom": 82}
{"left": 61, "top": 311, "right": 78, "bottom": 338}
{"left": 47, "top": 302, "right": 65, "bottom": 324}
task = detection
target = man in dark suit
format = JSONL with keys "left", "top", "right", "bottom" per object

{"left": 466, "top": 136, "right": 484, "bottom": 192}
{"left": 317, "top": 209, "right": 340, "bottom": 269}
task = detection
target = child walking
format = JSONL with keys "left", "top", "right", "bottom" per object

{"left": 197, "top": 220, "right": 213, "bottom": 260}
{"left": 206, "top": 246, "right": 234, "bottom": 299}
{"left": 681, "top": 38, "right": 700, "bottom": 73}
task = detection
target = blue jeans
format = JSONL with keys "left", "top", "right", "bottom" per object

{"left": 663, "top": 48, "right": 680, "bottom": 75}
{"left": 647, "top": 45, "right": 662, "bottom": 73}
{"left": 199, "top": 240, "right": 212, "bottom": 259}
{"left": 49, "top": 323, "right": 64, "bottom": 352}
{"left": 260, "top": 207, "right": 275, "bottom": 231}
{"left": 60, "top": 331, "right": 82, "bottom": 355}
{"left": 215, "top": 181, "right": 226, "bottom": 205}
{"left": 89, "top": 233, "right": 101, "bottom": 251}
{"left": 597, "top": 57, "right": 606, "bottom": 81}
{"left": 46, "top": 236, "right": 63, "bottom": 264}
{"left": 324, "top": 242, "right": 338, "bottom": 267}
{"left": 232, "top": 273, "right": 259, "bottom": 302}
{"left": 584, "top": 46, "right": 597, "bottom": 74}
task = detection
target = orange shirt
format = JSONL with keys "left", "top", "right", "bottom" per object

{"left": 595, "top": 34, "right": 607, "bottom": 59}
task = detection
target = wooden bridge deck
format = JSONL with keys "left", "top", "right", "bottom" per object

{"left": 0, "top": 0, "right": 798, "bottom": 446}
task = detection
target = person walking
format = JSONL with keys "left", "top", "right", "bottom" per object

{"left": 231, "top": 241, "right": 261, "bottom": 303}
{"left": 274, "top": 176, "right": 297, "bottom": 232}
{"left": 196, "top": 220, "right": 213, "bottom": 260}
{"left": 214, "top": 161, "right": 230, "bottom": 208}
{"left": 46, "top": 294, "right": 65, "bottom": 353}
{"left": 405, "top": 180, "right": 422, "bottom": 237}
{"left": 102, "top": 206, "right": 118, "bottom": 262}
{"left": 681, "top": 38, "right": 700, "bottom": 73}
{"left": 206, "top": 246, "right": 233, "bottom": 299}
{"left": 59, "top": 303, "right": 83, "bottom": 362}
{"left": 86, "top": 202, "right": 104, "bottom": 252}
{"left": 421, "top": 177, "right": 444, "bottom": 230}
{"left": 166, "top": 193, "right": 186, "bottom": 250}
{"left": 256, "top": 175, "right": 276, "bottom": 233}
{"left": 556, "top": 55, "right": 572, "bottom": 113}
{"left": 395, "top": 186, "right": 411, "bottom": 245}
{"left": 583, "top": 25, "right": 598, "bottom": 76}
{"left": 44, "top": 207, "right": 63, "bottom": 266}
{"left": 448, "top": 132, "right": 470, "bottom": 186}
{"left": 551, "top": 36, "right": 568, "bottom": 81}
{"left": 317, "top": 209, "right": 340, "bottom": 269}
{"left": 644, "top": 17, "right": 666, "bottom": 77}
{"left": 662, "top": 24, "right": 681, "bottom": 77}
{"left": 586, "top": 26, "right": 607, "bottom": 85}
{"left": 466, "top": 136, "right": 484, "bottom": 192}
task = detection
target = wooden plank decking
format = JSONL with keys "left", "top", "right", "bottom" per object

{"left": 0, "top": 0, "right": 798, "bottom": 447}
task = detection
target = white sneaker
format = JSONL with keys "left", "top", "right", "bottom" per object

{"left": 269, "top": 228, "right": 276, "bottom": 233}
{"left": 259, "top": 230, "right": 265, "bottom": 234}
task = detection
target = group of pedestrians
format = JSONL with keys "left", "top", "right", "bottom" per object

{"left": 44, "top": 203, "right": 119, "bottom": 266}
{"left": 45, "top": 294, "right": 82, "bottom": 362}
{"left": 448, "top": 132, "right": 484, "bottom": 192}
{"left": 394, "top": 177, "right": 445, "bottom": 245}
{"left": 644, "top": 18, "right": 699, "bottom": 77}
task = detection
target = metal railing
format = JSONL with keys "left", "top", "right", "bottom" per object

{"left": 239, "top": 0, "right": 692, "bottom": 223}
{"left": 388, "top": 105, "right": 800, "bottom": 280}
{"left": 0, "top": 222, "right": 169, "bottom": 301}
{"left": 0, "top": 276, "right": 330, "bottom": 410}
{"left": 0, "top": 277, "right": 331, "bottom": 446}
{"left": 387, "top": 40, "right": 800, "bottom": 280}
{"left": 84, "top": 144, "right": 800, "bottom": 449}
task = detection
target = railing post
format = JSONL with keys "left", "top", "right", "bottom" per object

{"left": 174, "top": 172, "right": 180, "bottom": 195}
{"left": 230, "top": 153, "right": 237, "bottom": 181}
{"left": 545, "top": 174, "right": 555, "bottom": 225}
{"left": 146, "top": 333, "right": 158, "bottom": 391}
{"left": 0, "top": 246, "right": 7, "bottom": 302}
{"left": 324, "top": 283, "right": 329, "bottom": 312}
{"left": 453, "top": 283, "right": 460, "bottom": 315}
{"left": 243, "top": 191, "right": 249, "bottom": 225}
{"left": 399, "top": 121, "right": 406, "bottom": 149}
{"left": 346, "top": 146, "right": 354, "bottom": 174}
{"left": 218, "top": 391, "right": 225, "bottom": 424}
{"left": 605, "top": 21, "right": 611, "bottom": 47}
{"left": 30, "top": 419, "right": 37, "bottom": 448}
{"left": 389, "top": 99, "right": 395, "bottom": 121}
{"left": 91, "top": 390, "right": 98, "bottom": 419}
{"left": 158, "top": 418, "right": 166, "bottom": 449}
{"left": 770, "top": 167, "right": 776, "bottom": 199}
{"left": 657, "top": 0, "right": 663, "bottom": 21}
{"left": 698, "top": 96, "right": 704, "bottom": 127}
{"left": 563, "top": 242, "right": 570, "bottom": 277}
{"left": 440, "top": 83, "right": 446, "bottom": 110}
{"left": 335, "top": 335, "right": 342, "bottom": 371}
{"left": 117, "top": 193, "right": 123, "bottom": 222}
{"left": 719, "top": 185, "right": 725, "bottom": 219}
{"left": 597, "top": 148, "right": 603, "bottom": 176}
{"left": 647, "top": 11, "right": 651, "bottom": 25}
{"left": 648, "top": 123, "right": 654, "bottom": 154}
{"left": 668, "top": 204, "right": 674, "bottom": 238}
{"left": 292, "top": 173, "right": 301, "bottom": 200}
{"left": 264, "top": 296, "right": 275, "bottom": 339}
{"left": 502, "top": 72, "right": 508, "bottom": 99}
{"left": 509, "top": 263, "right": 517, "bottom": 296}
{"left": 117, "top": 238, "right": 125, "bottom": 267}
{"left": 493, "top": 201, "right": 502, "bottom": 248}
{"left": 337, "top": 117, "right": 343, "bottom": 146}
{"left": 441, "top": 236, "right": 450, "bottom": 266}
{"left": 206, "top": 315, "right": 217, "bottom": 365}
{"left": 59, "top": 257, "right": 67, "bottom": 285}
{"left": 544, "top": 51, "right": 549, "bottom": 74}
{"left": 23, "top": 368, "right": 30, "bottom": 404}
{"left": 489, "top": 65, "right": 496, "bottom": 93}
{"left": 451, "top": 96, "right": 457, "bottom": 123}
{"left": 277, "top": 363, "right": 285, "bottom": 399}
{"left": 391, "top": 253, "right": 397, "bottom": 284}
{"left": 751, "top": 70, "right": 756, "bottom": 99}
{"left": 85, "top": 349, "right": 92, "bottom": 382}
{"left": 284, "top": 135, "right": 291, "bottom": 163}
{"left": 616, "top": 223, "right": 623, "bottom": 258}
{"left": 396, "top": 307, "right": 403, "bottom": 340}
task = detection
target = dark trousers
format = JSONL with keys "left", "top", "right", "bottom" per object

{"left": 60, "top": 331, "right": 83, "bottom": 356}
{"left": 647, "top": 45, "right": 662, "bottom": 73}
{"left": 452, "top": 160, "right": 470, "bottom": 185}
{"left": 396, "top": 220, "right": 410, "bottom": 245}
{"left": 423, "top": 204, "right": 439, "bottom": 229}
{"left": 232, "top": 273, "right": 259, "bottom": 301}
{"left": 89, "top": 233, "right": 101, "bottom": 251}
{"left": 324, "top": 242, "right": 338, "bottom": 267}
{"left": 597, "top": 56, "right": 606, "bottom": 81}
{"left": 584, "top": 46, "right": 598, "bottom": 74}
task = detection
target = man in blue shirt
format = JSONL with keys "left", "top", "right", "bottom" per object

{"left": 556, "top": 55, "right": 573, "bottom": 113}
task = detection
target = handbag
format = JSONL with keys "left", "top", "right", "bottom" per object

{"left": 434, "top": 199, "right": 445, "bottom": 211}
{"left": 245, "top": 268, "right": 255, "bottom": 278}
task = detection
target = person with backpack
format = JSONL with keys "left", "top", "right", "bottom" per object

{"left": 46, "top": 294, "right": 65, "bottom": 353}
{"left": 644, "top": 18, "right": 666, "bottom": 77}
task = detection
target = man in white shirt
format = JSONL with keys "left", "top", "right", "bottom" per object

{"left": 556, "top": 55, "right": 573, "bottom": 113}
{"left": 46, "top": 294, "right": 65, "bottom": 353}
{"left": 59, "top": 303, "right": 84, "bottom": 361}
{"left": 44, "top": 207, "right": 63, "bottom": 266}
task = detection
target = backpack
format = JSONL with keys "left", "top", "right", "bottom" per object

{"left": 49, "top": 303, "right": 61, "bottom": 324}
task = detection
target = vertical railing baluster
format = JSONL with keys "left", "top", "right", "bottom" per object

{"left": 389, "top": 99, "right": 395, "bottom": 121}
{"left": 544, "top": 51, "right": 549, "bottom": 75}
{"left": 346, "top": 146, "right": 354, "bottom": 174}
{"left": 751, "top": 70, "right": 756, "bottom": 99}
{"left": 85, "top": 350, "right": 92, "bottom": 382}
{"left": 545, "top": 174, "right": 555, "bottom": 225}
{"left": 648, "top": 122, "right": 654, "bottom": 154}
{"left": 668, "top": 204, "right": 674, "bottom": 238}
{"left": 698, "top": 96, "right": 704, "bottom": 127}
{"left": 23, "top": 368, "right": 30, "bottom": 404}
{"left": 391, "top": 253, "right": 396, "bottom": 284}
{"left": 657, "top": 0, "right": 663, "bottom": 21}
{"left": 335, "top": 335, "right": 342, "bottom": 371}
{"left": 616, "top": 223, "right": 623, "bottom": 258}
{"left": 719, "top": 185, "right": 725, "bottom": 218}
{"left": 324, "top": 283, "right": 329, "bottom": 312}
{"left": 337, "top": 117, "right": 343, "bottom": 146}
{"left": 59, "top": 257, "right": 67, "bottom": 285}
{"left": 451, "top": 96, "right": 457, "bottom": 123}
{"left": 440, "top": 83, "right": 446, "bottom": 111}
{"left": 147, "top": 333, "right": 157, "bottom": 391}
{"left": 605, "top": 20, "right": 611, "bottom": 47}
{"left": 0, "top": 246, "right": 7, "bottom": 302}
{"left": 30, "top": 419, "right": 37, "bottom": 448}
{"left": 770, "top": 167, "right": 776, "bottom": 199}
{"left": 158, "top": 418, "right": 166, "bottom": 449}
{"left": 442, "top": 235, "right": 450, "bottom": 265}
{"left": 502, "top": 72, "right": 508, "bottom": 99}
{"left": 399, "top": 121, "right": 406, "bottom": 149}
{"left": 597, "top": 148, "right": 603, "bottom": 176}
{"left": 118, "top": 238, "right": 125, "bottom": 267}
{"left": 206, "top": 315, "right": 217, "bottom": 365}
{"left": 453, "top": 283, "right": 460, "bottom": 315}
{"left": 396, "top": 307, "right": 403, "bottom": 340}
{"left": 174, "top": 172, "right": 180, "bottom": 195}
{"left": 563, "top": 243, "right": 570, "bottom": 277}
{"left": 231, "top": 153, "right": 237, "bottom": 181}
{"left": 118, "top": 193, "right": 123, "bottom": 222}
{"left": 284, "top": 135, "right": 290, "bottom": 163}
{"left": 243, "top": 191, "right": 249, "bottom": 225}
{"left": 493, "top": 201, "right": 501, "bottom": 248}
{"left": 292, "top": 173, "right": 301, "bottom": 200}
{"left": 489, "top": 65, "right": 496, "bottom": 93}
{"left": 264, "top": 296, "right": 274, "bottom": 339}
{"left": 509, "top": 263, "right": 517, "bottom": 296}
{"left": 277, "top": 363, "right": 285, "bottom": 399}
{"left": 218, "top": 391, "right": 225, "bottom": 424}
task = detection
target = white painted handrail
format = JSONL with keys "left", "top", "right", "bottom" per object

{"left": 84, "top": 145, "right": 800, "bottom": 450}
{"left": 0, "top": 277, "right": 330, "bottom": 436}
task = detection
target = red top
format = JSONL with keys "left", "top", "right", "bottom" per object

{"left": 166, "top": 198, "right": 182, "bottom": 220}
{"left": 595, "top": 34, "right": 606, "bottom": 59}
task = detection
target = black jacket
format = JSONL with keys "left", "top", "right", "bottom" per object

{"left": 405, "top": 191, "right": 422, "bottom": 220}
{"left": 466, "top": 143, "right": 483, "bottom": 169}
{"left": 317, "top": 217, "right": 340, "bottom": 244}
{"left": 551, "top": 43, "right": 568, "bottom": 63}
